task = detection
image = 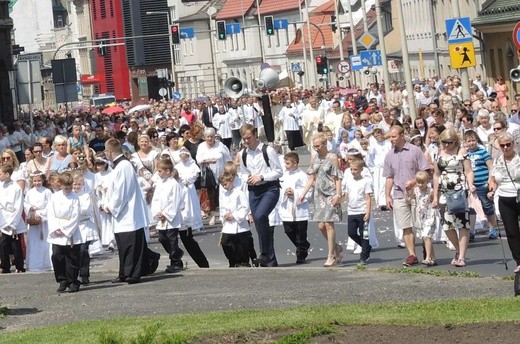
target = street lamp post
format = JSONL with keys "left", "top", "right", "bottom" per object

{"left": 146, "top": 11, "right": 177, "bottom": 94}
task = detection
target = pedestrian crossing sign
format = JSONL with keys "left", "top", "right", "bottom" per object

{"left": 448, "top": 42, "right": 476, "bottom": 69}
{"left": 445, "top": 17, "right": 472, "bottom": 44}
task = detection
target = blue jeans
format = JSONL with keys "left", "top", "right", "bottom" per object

{"left": 249, "top": 183, "right": 280, "bottom": 266}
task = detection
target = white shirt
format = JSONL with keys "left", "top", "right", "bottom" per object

{"left": 279, "top": 168, "right": 310, "bottom": 221}
{"left": 0, "top": 180, "right": 24, "bottom": 234}
{"left": 239, "top": 143, "right": 283, "bottom": 182}
{"left": 219, "top": 186, "right": 250, "bottom": 234}
{"left": 150, "top": 177, "right": 183, "bottom": 230}
{"left": 47, "top": 191, "right": 82, "bottom": 246}
{"left": 342, "top": 174, "right": 373, "bottom": 215}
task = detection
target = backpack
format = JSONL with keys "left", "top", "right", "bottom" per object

{"left": 242, "top": 144, "right": 270, "bottom": 168}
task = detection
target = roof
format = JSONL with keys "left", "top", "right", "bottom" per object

{"left": 472, "top": 0, "right": 520, "bottom": 26}
{"left": 215, "top": 0, "right": 255, "bottom": 20}
{"left": 310, "top": 0, "right": 336, "bottom": 15}
{"left": 257, "top": 0, "right": 303, "bottom": 15}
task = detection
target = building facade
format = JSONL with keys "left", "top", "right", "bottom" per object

{"left": 0, "top": 0, "right": 13, "bottom": 123}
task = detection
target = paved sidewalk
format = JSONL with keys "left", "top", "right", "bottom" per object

{"left": 0, "top": 249, "right": 513, "bottom": 333}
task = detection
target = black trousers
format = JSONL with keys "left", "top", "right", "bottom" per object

{"left": 52, "top": 244, "right": 81, "bottom": 285}
{"left": 283, "top": 221, "right": 310, "bottom": 259}
{"left": 180, "top": 228, "right": 209, "bottom": 268}
{"left": 498, "top": 196, "right": 520, "bottom": 265}
{"left": 0, "top": 233, "right": 24, "bottom": 272}
{"left": 347, "top": 214, "right": 372, "bottom": 261}
{"left": 285, "top": 130, "right": 304, "bottom": 150}
{"left": 221, "top": 232, "right": 253, "bottom": 267}
{"left": 79, "top": 241, "right": 91, "bottom": 278}
{"left": 114, "top": 228, "right": 146, "bottom": 280}
{"left": 221, "top": 138, "right": 232, "bottom": 150}
{"left": 158, "top": 228, "right": 184, "bottom": 268}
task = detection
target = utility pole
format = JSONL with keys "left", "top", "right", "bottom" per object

{"left": 452, "top": 1, "right": 471, "bottom": 101}
{"left": 374, "top": 0, "right": 390, "bottom": 93}
{"left": 397, "top": 0, "right": 417, "bottom": 122}
{"left": 346, "top": 0, "right": 358, "bottom": 87}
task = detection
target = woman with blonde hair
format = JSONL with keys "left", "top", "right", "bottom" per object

{"left": 432, "top": 127, "right": 475, "bottom": 267}
{"left": 47, "top": 135, "right": 73, "bottom": 175}
{"left": 2, "top": 148, "right": 26, "bottom": 190}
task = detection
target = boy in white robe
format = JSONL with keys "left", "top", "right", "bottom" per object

{"left": 0, "top": 164, "right": 25, "bottom": 273}
{"left": 73, "top": 172, "right": 100, "bottom": 285}
{"left": 47, "top": 172, "right": 83, "bottom": 292}
{"left": 24, "top": 172, "right": 53, "bottom": 272}
{"left": 150, "top": 158, "right": 185, "bottom": 273}
{"left": 218, "top": 172, "right": 253, "bottom": 267}
{"left": 280, "top": 152, "right": 311, "bottom": 264}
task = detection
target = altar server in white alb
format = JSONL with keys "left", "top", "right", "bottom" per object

{"left": 151, "top": 158, "right": 184, "bottom": 273}
{"left": 103, "top": 138, "right": 159, "bottom": 284}
{"left": 24, "top": 172, "right": 53, "bottom": 272}
{"left": 73, "top": 172, "right": 100, "bottom": 286}
{"left": 0, "top": 164, "right": 26, "bottom": 273}
{"left": 47, "top": 172, "right": 83, "bottom": 293}
{"left": 279, "top": 152, "right": 311, "bottom": 264}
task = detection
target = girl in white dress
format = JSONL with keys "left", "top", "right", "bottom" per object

{"left": 94, "top": 158, "right": 115, "bottom": 251}
{"left": 174, "top": 148, "right": 203, "bottom": 230}
{"left": 24, "top": 172, "right": 53, "bottom": 272}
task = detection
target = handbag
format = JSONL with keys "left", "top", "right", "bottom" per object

{"left": 445, "top": 188, "right": 468, "bottom": 215}
{"left": 503, "top": 158, "right": 520, "bottom": 203}
{"left": 200, "top": 163, "right": 217, "bottom": 189}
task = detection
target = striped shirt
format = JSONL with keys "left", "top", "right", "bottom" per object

{"left": 467, "top": 146, "right": 491, "bottom": 186}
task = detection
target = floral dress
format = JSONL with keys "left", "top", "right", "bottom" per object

{"left": 437, "top": 152, "right": 469, "bottom": 230}
{"left": 308, "top": 153, "right": 343, "bottom": 222}
{"left": 412, "top": 186, "right": 435, "bottom": 238}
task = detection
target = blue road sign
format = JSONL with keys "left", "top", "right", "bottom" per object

{"left": 350, "top": 54, "right": 363, "bottom": 71}
{"left": 226, "top": 23, "right": 241, "bottom": 35}
{"left": 172, "top": 91, "right": 181, "bottom": 101}
{"left": 274, "top": 18, "right": 289, "bottom": 30}
{"left": 360, "top": 50, "right": 382, "bottom": 67}
{"left": 445, "top": 17, "right": 472, "bottom": 44}
{"left": 180, "top": 27, "right": 195, "bottom": 39}
{"left": 291, "top": 62, "right": 301, "bottom": 73}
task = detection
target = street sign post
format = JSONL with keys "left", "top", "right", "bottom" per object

{"left": 337, "top": 60, "right": 351, "bottom": 74}
{"left": 350, "top": 55, "right": 363, "bottom": 71}
{"left": 360, "top": 50, "right": 382, "bottom": 67}
{"left": 291, "top": 63, "right": 301, "bottom": 73}
{"left": 358, "top": 32, "right": 376, "bottom": 50}
{"left": 448, "top": 42, "right": 476, "bottom": 69}
{"left": 445, "top": 17, "right": 472, "bottom": 44}
{"left": 180, "top": 27, "right": 195, "bottom": 39}
{"left": 274, "top": 18, "right": 289, "bottom": 30}
{"left": 513, "top": 22, "right": 520, "bottom": 50}
{"left": 225, "top": 23, "right": 241, "bottom": 35}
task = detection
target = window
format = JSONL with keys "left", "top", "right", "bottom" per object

{"left": 55, "top": 15, "right": 64, "bottom": 28}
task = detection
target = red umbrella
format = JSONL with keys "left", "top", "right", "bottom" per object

{"left": 102, "top": 106, "right": 125, "bottom": 115}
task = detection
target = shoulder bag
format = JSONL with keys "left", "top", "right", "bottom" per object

{"left": 503, "top": 156, "right": 520, "bottom": 203}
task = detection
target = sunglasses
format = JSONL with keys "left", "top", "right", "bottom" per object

{"left": 441, "top": 141, "right": 454, "bottom": 145}
{"left": 463, "top": 104, "right": 471, "bottom": 106}
{"left": 499, "top": 143, "right": 512, "bottom": 148}
{"left": 33, "top": 150, "right": 42, "bottom": 153}
{"left": 493, "top": 127, "right": 503, "bottom": 131}
{"left": 2, "top": 156, "right": 11, "bottom": 161}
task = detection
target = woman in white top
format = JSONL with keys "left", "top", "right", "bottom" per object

{"left": 196, "top": 127, "right": 232, "bottom": 225}
{"left": 475, "top": 109, "right": 493, "bottom": 146}
{"left": 161, "top": 132, "right": 182, "bottom": 165}
{"left": 132, "top": 134, "right": 159, "bottom": 181}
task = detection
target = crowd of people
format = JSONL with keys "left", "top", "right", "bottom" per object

{"left": 1, "top": 73, "right": 520, "bottom": 293}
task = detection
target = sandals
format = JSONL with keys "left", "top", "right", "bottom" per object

{"left": 421, "top": 259, "right": 437, "bottom": 267}
{"left": 451, "top": 253, "right": 460, "bottom": 266}
{"left": 323, "top": 256, "right": 336, "bottom": 267}
{"left": 454, "top": 258, "right": 466, "bottom": 267}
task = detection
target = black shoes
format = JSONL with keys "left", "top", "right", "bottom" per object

{"left": 296, "top": 251, "right": 309, "bottom": 264}
{"left": 81, "top": 276, "right": 90, "bottom": 285}
{"left": 126, "top": 277, "right": 141, "bottom": 284}
{"left": 165, "top": 265, "right": 183, "bottom": 273}
{"left": 111, "top": 277, "right": 126, "bottom": 283}
{"left": 68, "top": 283, "right": 80, "bottom": 293}
{"left": 57, "top": 281, "right": 68, "bottom": 293}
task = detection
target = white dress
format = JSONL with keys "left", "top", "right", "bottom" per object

{"left": 175, "top": 159, "right": 203, "bottom": 230}
{"left": 24, "top": 186, "right": 53, "bottom": 272}
{"left": 95, "top": 171, "right": 115, "bottom": 248}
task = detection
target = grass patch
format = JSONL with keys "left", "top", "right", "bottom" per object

{"left": 276, "top": 324, "right": 336, "bottom": 344}
{"left": 502, "top": 275, "right": 515, "bottom": 281}
{"left": 377, "top": 265, "right": 480, "bottom": 278}
{"left": 0, "top": 306, "right": 8, "bottom": 319}
{"left": 2, "top": 298, "right": 519, "bottom": 344}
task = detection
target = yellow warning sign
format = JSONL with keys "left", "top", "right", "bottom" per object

{"left": 448, "top": 42, "right": 476, "bottom": 69}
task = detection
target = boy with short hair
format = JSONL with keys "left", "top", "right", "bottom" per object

{"left": 340, "top": 159, "right": 373, "bottom": 264}
{"left": 279, "top": 152, "right": 311, "bottom": 264}
{"left": 47, "top": 172, "right": 83, "bottom": 292}
{"left": 0, "top": 164, "right": 25, "bottom": 273}
{"left": 219, "top": 171, "right": 253, "bottom": 267}
{"left": 150, "top": 158, "right": 184, "bottom": 273}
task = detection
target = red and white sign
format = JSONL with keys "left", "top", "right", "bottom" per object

{"left": 80, "top": 74, "right": 101, "bottom": 84}
{"left": 513, "top": 22, "right": 520, "bottom": 50}
{"left": 337, "top": 60, "right": 350, "bottom": 74}
{"left": 388, "top": 60, "right": 400, "bottom": 73}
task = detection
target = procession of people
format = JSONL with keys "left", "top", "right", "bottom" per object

{"left": 1, "top": 74, "right": 520, "bottom": 292}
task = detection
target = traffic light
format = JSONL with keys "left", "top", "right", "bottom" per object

{"left": 171, "top": 25, "right": 180, "bottom": 44}
{"left": 265, "top": 16, "right": 274, "bottom": 36}
{"left": 316, "top": 56, "right": 329, "bottom": 74}
{"left": 330, "top": 15, "right": 337, "bottom": 33}
{"left": 216, "top": 20, "right": 226, "bottom": 40}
